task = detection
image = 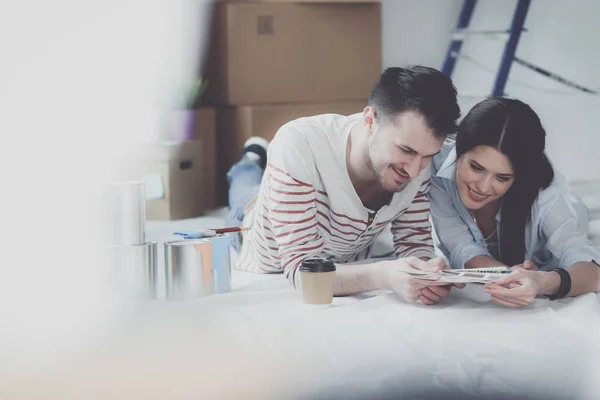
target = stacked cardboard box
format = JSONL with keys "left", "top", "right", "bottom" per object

{"left": 137, "top": 140, "right": 205, "bottom": 221}
{"left": 202, "top": 0, "right": 382, "bottom": 205}
{"left": 130, "top": 108, "right": 217, "bottom": 221}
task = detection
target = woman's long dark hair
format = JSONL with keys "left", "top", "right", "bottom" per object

{"left": 455, "top": 97, "right": 554, "bottom": 266}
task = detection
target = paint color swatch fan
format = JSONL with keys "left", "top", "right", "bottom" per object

{"left": 400, "top": 266, "right": 511, "bottom": 284}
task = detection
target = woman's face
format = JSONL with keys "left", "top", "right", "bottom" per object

{"left": 456, "top": 145, "right": 515, "bottom": 210}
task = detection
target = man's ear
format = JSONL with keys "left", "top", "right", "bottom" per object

{"left": 363, "top": 106, "right": 377, "bottom": 134}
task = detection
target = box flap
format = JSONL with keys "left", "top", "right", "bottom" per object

{"left": 138, "top": 140, "right": 202, "bottom": 163}
{"left": 216, "top": 0, "right": 379, "bottom": 3}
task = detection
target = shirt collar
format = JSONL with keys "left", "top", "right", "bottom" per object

{"left": 436, "top": 147, "right": 458, "bottom": 181}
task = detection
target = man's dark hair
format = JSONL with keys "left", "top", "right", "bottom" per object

{"left": 367, "top": 66, "right": 460, "bottom": 138}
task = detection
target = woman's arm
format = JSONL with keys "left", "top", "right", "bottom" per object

{"left": 539, "top": 195, "right": 600, "bottom": 296}
{"left": 538, "top": 261, "right": 600, "bottom": 297}
{"left": 482, "top": 189, "right": 600, "bottom": 307}
{"left": 542, "top": 196, "right": 600, "bottom": 271}
{"left": 485, "top": 194, "right": 600, "bottom": 307}
{"left": 485, "top": 260, "right": 599, "bottom": 308}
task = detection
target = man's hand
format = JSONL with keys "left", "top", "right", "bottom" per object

{"left": 426, "top": 257, "right": 466, "bottom": 288}
{"left": 484, "top": 265, "right": 543, "bottom": 307}
{"left": 422, "top": 257, "right": 465, "bottom": 304}
{"left": 377, "top": 257, "right": 459, "bottom": 305}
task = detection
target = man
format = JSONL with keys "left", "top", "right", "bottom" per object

{"left": 226, "top": 66, "right": 462, "bottom": 304}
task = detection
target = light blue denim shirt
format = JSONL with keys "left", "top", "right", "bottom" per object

{"left": 430, "top": 142, "right": 600, "bottom": 271}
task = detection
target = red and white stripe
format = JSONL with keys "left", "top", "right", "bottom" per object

{"left": 234, "top": 113, "right": 436, "bottom": 288}
{"left": 236, "top": 166, "right": 434, "bottom": 289}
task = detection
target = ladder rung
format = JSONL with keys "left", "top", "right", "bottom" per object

{"left": 451, "top": 28, "right": 527, "bottom": 41}
{"left": 456, "top": 93, "right": 491, "bottom": 98}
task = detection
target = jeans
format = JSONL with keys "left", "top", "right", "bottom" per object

{"left": 225, "top": 158, "right": 264, "bottom": 251}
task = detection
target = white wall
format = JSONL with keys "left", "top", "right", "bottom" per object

{"left": 382, "top": 0, "right": 600, "bottom": 182}
{"left": 381, "top": 0, "right": 461, "bottom": 69}
{"left": 450, "top": 0, "right": 599, "bottom": 181}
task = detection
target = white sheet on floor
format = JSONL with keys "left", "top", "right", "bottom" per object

{"left": 3, "top": 214, "right": 598, "bottom": 399}
{"left": 143, "top": 214, "right": 600, "bottom": 399}
{"left": 3, "top": 279, "right": 598, "bottom": 399}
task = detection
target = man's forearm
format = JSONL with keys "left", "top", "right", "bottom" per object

{"left": 333, "top": 261, "right": 389, "bottom": 296}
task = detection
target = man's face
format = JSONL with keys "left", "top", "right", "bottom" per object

{"left": 366, "top": 109, "right": 444, "bottom": 193}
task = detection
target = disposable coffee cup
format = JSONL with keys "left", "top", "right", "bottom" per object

{"left": 299, "top": 258, "right": 336, "bottom": 307}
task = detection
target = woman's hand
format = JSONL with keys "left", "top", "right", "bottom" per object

{"left": 484, "top": 265, "right": 544, "bottom": 307}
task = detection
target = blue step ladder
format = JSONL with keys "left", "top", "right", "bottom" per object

{"left": 441, "top": 0, "right": 531, "bottom": 97}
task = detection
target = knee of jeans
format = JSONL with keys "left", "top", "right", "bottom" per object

{"left": 236, "top": 206, "right": 245, "bottom": 221}
{"left": 226, "top": 161, "right": 246, "bottom": 183}
{"left": 229, "top": 160, "right": 264, "bottom": 181}
{"left": 225, "top": 211, "right": 238, "bottom": 228}
{"left": 225, "top": 206, "right": 245, "bottom": 227}
{"left": 226, "top": 165, "right": 237, "bottom": 184}
{"left": 230, "top": 232, "right": 242, "bottom": 252}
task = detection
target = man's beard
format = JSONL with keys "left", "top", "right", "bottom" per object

{"left": 369, "top": 159, "right": 390, "bottom": 192}
{"left": 368, "top": 151, "right": 406, "bottom": 194}
{"left": 367, "top": 135, "right": 409, "bottom": 194}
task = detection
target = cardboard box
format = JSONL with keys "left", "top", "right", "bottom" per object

{"left": 202, "top": 2, "right": 381, "bottom": 105}
{"left": 195, "top": 108, "right": 217, "bottom": 210}
{"left": 191, "top": 108, "right": 217, "bottom": 210}
{"left": 165, "top": 107, "right": 218, "bottom": 210}
{"left": 216, "top": 1, "right": 379, "bottom": 3}
{"left": 137, "top": 140, "right": 205, "bottom": 221}
{"left": 167, "top": 107, "right": 216, "bottom": 142}
{"left": 216, "top": 101, "right": 365, "bottom": 204}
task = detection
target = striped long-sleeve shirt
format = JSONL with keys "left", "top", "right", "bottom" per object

{"left": 234, "top": 113, "right": 436, "bottom": 288}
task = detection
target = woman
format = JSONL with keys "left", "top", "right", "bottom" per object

{"left": 429, "top": 97, "right": 600, "bottom": 308}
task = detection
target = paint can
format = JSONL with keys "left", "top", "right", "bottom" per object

{"left": 105, "top": 240, "right": 157, "bottom": 299}
{"left": 98, "top": 181, "right": 146, "bottom": 246}
{"left": 164, "top": 235, "right": 232, "bottom": 301}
